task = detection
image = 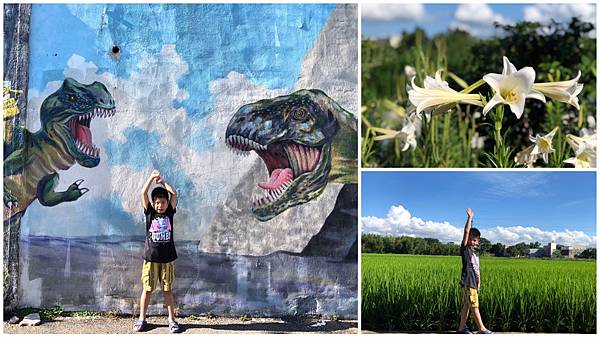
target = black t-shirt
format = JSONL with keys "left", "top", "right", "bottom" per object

{"left": 143, "top": 202, "right": 177, "bottom": 263}
{"left": 460, "top": 244, "right": 480, "bottom": 289}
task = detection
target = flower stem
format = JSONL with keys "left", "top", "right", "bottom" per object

{"left": 488, "top": 105, "right": 513, "bottom": 168}
{"left": 460, "top": 79, "right": 486, "bottom": 94}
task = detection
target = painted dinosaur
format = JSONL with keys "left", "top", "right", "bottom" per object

{"left": 3, "top": 78, "right": 116, "bottom": 225}
{"left": 225, "top": 89, "right": 357, "bottom": 221}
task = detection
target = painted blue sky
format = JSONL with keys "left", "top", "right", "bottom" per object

{"left": 23, "top": 4, "right": 338, "bottom": 239}
{"left": 362, "top": 3, "right": 597, "bottom": 38}
{"left": 361, "top": 171, "right": 596, "bottom": 246}
{"left": 29, "top": 4, "right": 334, "bottom": 119}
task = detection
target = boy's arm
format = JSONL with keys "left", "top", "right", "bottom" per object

{"left": 160, "top": 179, "right": 178, "bottom": 209}
{"left": 141, "top": 170, "right": 160, "bottom": 209}
{"left": 462, "top": 208, "right": 474, "bottom": 246}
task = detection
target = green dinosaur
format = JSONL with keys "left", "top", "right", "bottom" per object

{"left": 3, "top": 78, "right": 116, "bottom": 224}
{"left": 225, "top": 89, "right": 357, "bottom": 221}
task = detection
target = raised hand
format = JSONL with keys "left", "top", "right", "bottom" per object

{"left": 150, "top": 170, "right": 161, "bottom": 180}
{"left": 466, "top": 207, "right": 473, "bottom": 218}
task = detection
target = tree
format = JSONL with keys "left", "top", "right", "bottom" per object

{"left": 478, "top": 237, "right": 492, "bottom": 255}
{"left": 529, "top": 241, "right": 541, "bottom": 249}
{"left": 576, "top": 248, "right": 596, "bottom": 259}
{"left": 491, "top": 242, "right": 506, "bottom": 257}
{"left": 552, "top": 249, "right": 563, "bottom": 259}
{"left": 515, "top": 242, "right": 530, "bottom": 257}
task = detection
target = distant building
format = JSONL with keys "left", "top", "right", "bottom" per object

{"left": 559, "top": 245, "right": 586, "bottom": 258}
{"left": 544, "top": 242, "right": 557, "bottom": 257}
{"left": 528, "top": 248, "right": 544, "bottom": 258}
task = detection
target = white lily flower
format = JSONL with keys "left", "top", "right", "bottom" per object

{"left": 586, "top": 115, "right": 596, "bottom": 129}
{"left": 482, "top": 56, "right": 546, "bottom": 119}
{"left": 372, "top": 115, "right": 420, "bottom": 152}
{"left": 564, "top": 133, "right": 596, "bottom": 168}
{"left": 398, "top": 118, "right": 418, "bottom": 151}
{"left": 470, "top": 132, "right": 486, "bottom": 150}
{"left": 408, "top": 70, "right": 482, "bottom": 116}
{"left": 389, "top": 35, "right": 402, "bottom": 48}
{"left": 564, "top": 144, "right": 596, "bottom": 168}
{"left": 404, "top": 65, "right": 416, "bottom": 78}
{"left": 532, "top": 71, "right": 583, "bottom": 110}
{"left": 514, "top": 144, "right": 538, "bottom": 168}
{"left": 529, "top": 127, "right": 559, "bottom": 163}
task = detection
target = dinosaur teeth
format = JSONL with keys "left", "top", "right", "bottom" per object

{"left": 226, "top": 134, "right": 267, "bottom": 152}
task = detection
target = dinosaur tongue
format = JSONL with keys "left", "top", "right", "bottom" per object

{"left": 75, "top": 124, "right": 93, "bottom": 146}
{"left": 258, "top": 168, "right": 292, "bottom": 190}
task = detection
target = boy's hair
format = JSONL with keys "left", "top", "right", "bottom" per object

{"left": 151, "top": 187, "right": 169, "bottom": 201}
{"left": 469, "top": 228, "right": 481, "bottom": 239}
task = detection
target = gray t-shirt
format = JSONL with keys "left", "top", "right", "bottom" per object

{"left": 460, "top": 244, "right": 480, "bottom": 288}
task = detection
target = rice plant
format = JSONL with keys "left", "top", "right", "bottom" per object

{"left": 362, "top": 254, "right": 596, "bottom": 333}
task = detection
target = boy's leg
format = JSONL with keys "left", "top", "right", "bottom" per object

{"left": 468, "top": 288, "right": 489, "bottom": 332}
{"left": 139, "top": 290, "right": 152, "bottom": 321}
{"left": 458, "top": 288, "right": 471, "bottom": 331}
{"left": 163, "top": 290, "right": 176, "bottom": 322}
{"left": 139, "top": 260, "right": 158, "bottom": 320}
{"left": 160, "top": 262, "right": 176, "bottom": 322}
{"left": 472, "top": 307, "right": 489, "bottom": 332}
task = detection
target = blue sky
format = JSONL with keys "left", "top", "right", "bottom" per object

{"left": 361, "top": 172, "right": 596, "bottom": 246}
{"left": 362, "top": 3, "right": 597, "bottom": 38}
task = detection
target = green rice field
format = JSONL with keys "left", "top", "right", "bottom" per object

{"left": 362, "top": 254, "right": 596, "bottom": 333}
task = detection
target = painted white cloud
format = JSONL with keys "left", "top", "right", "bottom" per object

{"left": 362, "top": 204, "right": 596, "bottom": 247}
{"left": 450, "top": 4, "right": 511, "bottom": 37}
{"left": 362, "top": 4, "right": 424, "bottom": 22}
{"left": 25, "top": 46, "right": 288, "bottom": 240}
{"left": 24, "top": 5, "right": 358, "bottom": 253}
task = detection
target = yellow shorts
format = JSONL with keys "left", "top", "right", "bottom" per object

{"left": 141, "top": 260, "right": 174, "bottom": 292}
{"left": 463, "top": 287, "right": 479, "bottom": 308}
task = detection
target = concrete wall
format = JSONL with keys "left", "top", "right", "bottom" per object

{"left": 4, "top": 3, "right": 357, "bottom": 318}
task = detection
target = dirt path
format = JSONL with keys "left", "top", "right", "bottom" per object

{"left": 3, "top": 315, "right": 357, "bottom": 334}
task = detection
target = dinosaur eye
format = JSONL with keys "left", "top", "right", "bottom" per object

{"left": 292, "top": 108, "right": 307, "bottom": 121}
{"left": 67, "top": 94, "right": 77, "bottom": 102}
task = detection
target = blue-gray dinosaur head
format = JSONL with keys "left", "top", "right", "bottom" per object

{"left": 225, "top": 89, "right": 340, "bottom": 221}
{"left": 40, "top": 78, "right": 116, "bottom": 167}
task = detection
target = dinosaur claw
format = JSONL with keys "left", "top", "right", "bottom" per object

{"left": 80, "top": 188, "right": 90, "bottom": 195}
{"left": 74, "top": 179, "right": 85, "bottom": 186}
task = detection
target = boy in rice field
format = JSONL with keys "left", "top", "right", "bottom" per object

{"left": 457, "top": 208, "right": 493, "bottom": 334}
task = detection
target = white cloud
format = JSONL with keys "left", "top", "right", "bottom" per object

{"left": 362, "top": 205, "right": 463, "bottom": 243}
{"left": 450, "top": 4, "right": 511, "bottom": 37}
{"left": 455, "top": 4, "right": 508, "bottom": 26}
{"left": 523, "top": 4, "right": 596, "bottom": 37}
{"left": 362, "top": 4, "right": 424, "bottom": 22}
{"left": 475, "top": 172, "right": 549, "bottom": 197}
{"left": 523, "top": 4, "right": 596, "bottom": 24}
{"left": 362, "top": 204, "right": 596, "bottom": 247}
{"left": 485, "top": 225, "right": 596, "bottom": 247}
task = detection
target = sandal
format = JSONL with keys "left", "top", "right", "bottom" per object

{"left": 133, "top": 319, "right": 149, "bottom": 332}
{"left": 458, "top": 328, "right": 473, "bottom": 334}
{"left": 479, "top": 329, "right": 494, "bottom": 334}
{"left": 169, "top": 321, "right": 181, "bottom": 333}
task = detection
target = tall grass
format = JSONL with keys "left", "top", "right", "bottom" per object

{"left": 362, "top": 254, "right": 596, "bottom": 333}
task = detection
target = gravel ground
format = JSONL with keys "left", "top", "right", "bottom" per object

{"left": 3, "top": 315, "right": 357, "bottom": 334}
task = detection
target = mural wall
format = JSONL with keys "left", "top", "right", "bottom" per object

{"left": 3, "top": 3, "right": 358, "bottom": 318}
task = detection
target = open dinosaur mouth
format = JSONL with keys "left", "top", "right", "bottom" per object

{"left": 226, "top": 135, "right": 321, "bottom": 208}
{"left": 66, "top": 107, "right": 116, "bottom": 158}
